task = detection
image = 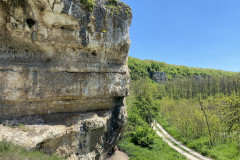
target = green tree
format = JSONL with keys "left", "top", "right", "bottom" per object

{"left": 221, "top": 95, "right": 240, "bottom": 153}
{"left": 133, "top": 82, "right": 159, "bottom": 124}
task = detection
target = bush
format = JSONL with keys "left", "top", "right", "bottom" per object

{"left": 131, "top": 125, "right": 155, "bottom": 148}
{"left": 0, "top": 142, "right": 10, "bottom": 152}
{"left": 106, "top": 0, "right": 118, "bottom": 6}
{"left": 80, "top": 0, "right": 95, "bottom": 11}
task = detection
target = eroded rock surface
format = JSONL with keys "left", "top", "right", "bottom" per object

{"left": 153, "top": 72, "right": 167, "bottom": 84}
{"left": 0, "top": 0, "right": 131, "bottom": 159}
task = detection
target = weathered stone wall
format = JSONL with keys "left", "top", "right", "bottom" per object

{"left": 0, "top": 0, "right": 131, "bottom": 159}
{"left": 0, "top": 0, "right": 131, "bottom": 117}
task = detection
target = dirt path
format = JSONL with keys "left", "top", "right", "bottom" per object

{"left": 106, "top": 150, "right": 129, "bottom": 160}
{"left": 152, "top": 121, "right": 213, "bottom": 160}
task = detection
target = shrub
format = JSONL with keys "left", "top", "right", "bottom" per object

{"left": 131, "top": 125, "right": 156, "bottom": 148}
{"left": 106, "top": 0, "right": 118, "bottom": 6}
{"left": 80, "top": 0, "right": 95, "bottom": 11}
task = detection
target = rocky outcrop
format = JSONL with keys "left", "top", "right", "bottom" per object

{"left": 0, "top": 0, "right": 131, "bottom": 159}
{"left": 153, "top": 72, "right": 167, "bottom": 84}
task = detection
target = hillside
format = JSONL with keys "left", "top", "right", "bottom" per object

{"left": 128, "top": 57, "right": 238, "bottom": 80}
{"left": 119, "top": 57, "right": 240, "bottom": 160}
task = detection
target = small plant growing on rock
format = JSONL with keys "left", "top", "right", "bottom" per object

{"left": 80, "top": 0, "right": 95, "bottom": 12}
{"left": 106, "top": 0, "right": 118, "bottom": 6}
{"left": 18, "top": 124, "right": 30, "bottom": 132}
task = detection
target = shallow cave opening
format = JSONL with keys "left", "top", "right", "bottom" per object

{"left": 40, "top": 7, "right": 45, "bottom": 12}
{"left": 26, "top": 18, "right": 36, "bottom": 28}
{"left": 91, "top": 51, "right": 97, "bottom": 56}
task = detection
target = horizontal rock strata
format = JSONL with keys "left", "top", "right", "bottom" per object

{"left": 0, "top": 0, "right": 131, "bottom": 159}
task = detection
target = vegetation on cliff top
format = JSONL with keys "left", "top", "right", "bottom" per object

{"left": 80, "top": 0, "right": 119, "bottom": 11}
{"left": 80, "top": 0, "right": 95, "bottom": 11}
{"left": 128, "top": 57, "right": 237, "bottom": 80}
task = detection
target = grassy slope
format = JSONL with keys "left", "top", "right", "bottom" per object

{"left": 119, "top": 136, "right": 186, "bottom": 160}
{"left": 0, "top": 142, "right": 63, "bottom": 160}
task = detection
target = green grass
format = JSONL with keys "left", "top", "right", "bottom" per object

{"left": 0, "top": 142, "right": 64, "bottom": 160}
{"left": 156, "top": 116, "right": 187, "bottom": 144}
{"left": 118, "top": 136, "right": 186, "bottom": 160}
{"left": 156, "top": 116, "right": 240, "bottom": 160}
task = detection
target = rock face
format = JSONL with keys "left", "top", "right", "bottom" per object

{"left": 153, "top": 72, "right": 167, "bottom": 84}
{"left": 0, "top": 0, "right": 131, "bottom": 159}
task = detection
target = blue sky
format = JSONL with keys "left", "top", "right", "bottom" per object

{"left": 121, "top": 0, "right": 240, "bottom": 72}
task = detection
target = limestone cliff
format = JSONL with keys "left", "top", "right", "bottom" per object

{"left": 0, "top": 0, "right": 132, "bottom": 159}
